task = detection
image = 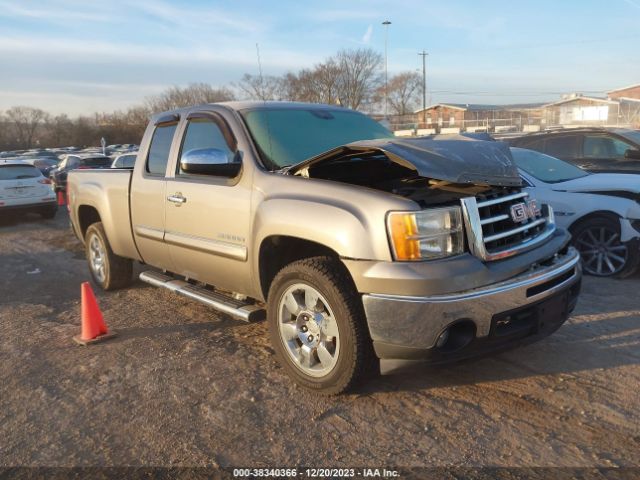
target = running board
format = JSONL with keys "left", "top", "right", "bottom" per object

{"left": 139, "top": 271, "right": 265, "bottom": 322}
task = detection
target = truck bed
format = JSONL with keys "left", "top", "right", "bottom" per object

{"left": 67, "top": 168, "right": 140, "bottom": 261}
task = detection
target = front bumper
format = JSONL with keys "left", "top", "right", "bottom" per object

{"left": 362, "top": 246, "right": 582, "bottom": 360}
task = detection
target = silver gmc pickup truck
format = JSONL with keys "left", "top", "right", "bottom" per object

{"left": 68, "top": 101, "right": 582, "bottom": 394}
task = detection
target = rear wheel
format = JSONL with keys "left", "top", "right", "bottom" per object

{"left": 267, "top": 256, "right": 378, "bottom": 395}
{"left": 85, "top": 222, "right": 133, "bottom": 290}
{"left": 572, "top": 216, "right": 640, "bottom": 278}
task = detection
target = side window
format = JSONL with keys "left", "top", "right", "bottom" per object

{"left": 583, "top": 135, "right": 632, "bottom": 158}
{"left": 146, "top": 123, "right": 178, "bottom": 175}
{"left": 122, "top": 155, "right": 136, "bottom": 168}
{"left": 544, "top": 136, "right": 579, "bottom": 159}
{"left": 178, "top": 118, "right": 235, "bottom": 175}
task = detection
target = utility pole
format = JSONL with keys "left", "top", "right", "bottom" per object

{"left": 382, "top": 20, "right": 392, "bottom": 119}
{"left": 418, "top": 50, "right": 428, "bottom": 125}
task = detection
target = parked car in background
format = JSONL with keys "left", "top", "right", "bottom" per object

{"left": 508, "top": 127, "right": 640, "bottom": 174}
{"left": 111, "top": 152, "right": 137, "bottom": 169}
{"left": 22, "top": 158, "right": 59, "bottom": 176}
{"left": 0, "top": 160, "right": 57, "bottom": 218}
{"left": 511, "top": 147, "right": 640, "bottom": 277}
{"left": 50, "top": 154, "right": 112, "bottom": 192}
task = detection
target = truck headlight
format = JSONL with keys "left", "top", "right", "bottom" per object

{"left": 387, "top": 206, "right": 464, "bottom": 261}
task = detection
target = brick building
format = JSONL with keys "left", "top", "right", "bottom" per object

{"left": 542, "top": 95, "right": 619, "bottom": 126}
{"left": 414, "top": 103, "right": 544, "bottom": 133}
{"left": 607, "top": 83, "right": 640, "bottom": 100}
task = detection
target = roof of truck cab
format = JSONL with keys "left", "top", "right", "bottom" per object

{"left": 219, "top": 101, "right": 353, "bottom": 112}
{"left": 152, "top": 101, "right": 355, "bottom": 119}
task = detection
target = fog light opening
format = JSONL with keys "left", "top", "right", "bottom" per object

{"left": 435, "top": 320, "right": 476, "bottom": 353}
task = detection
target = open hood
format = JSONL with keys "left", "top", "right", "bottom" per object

{"left": 288, "top": 135, "right": 522, "bottom": 187}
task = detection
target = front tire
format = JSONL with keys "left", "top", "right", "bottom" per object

{"left": 572, "top": 216, "right": 640, "bottom": 278}
{"left": 267, "top": 256, "right": 378, "bottom": 395}
{"left": 85, "top": 222, "right": 133, "bottom": 290}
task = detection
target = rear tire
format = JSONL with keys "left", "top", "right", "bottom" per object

{"left": 267, "top": 256, "right": 378, "bottom": 395}
{"left": 85, "top": 222, "right": 133, "bottom": 290}
{"left": 571, "top": 215, "right": 640, "bottom": 278}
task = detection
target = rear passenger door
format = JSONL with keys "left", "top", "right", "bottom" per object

{"left": 130, "top": 117, "right": 179, "bottom": 272}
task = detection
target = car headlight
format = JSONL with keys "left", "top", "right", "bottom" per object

{"left": 387, "top": 206, "right": 464, "bottom": 261}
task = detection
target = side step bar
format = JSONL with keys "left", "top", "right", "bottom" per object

{"left": 139, "top": 271, "right": 265, "bottom": 322}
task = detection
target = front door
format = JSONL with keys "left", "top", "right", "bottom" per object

{"left": 164, "top": 111, "right": 253, "bottom": 294}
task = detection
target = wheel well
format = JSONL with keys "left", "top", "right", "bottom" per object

{"left": 259, "top": 236, "right": 340, "bottom": 299}
{"left": 568, "top": 211, "right": 621, "bottom": 235}
{"left": 77, "top": 205, "right": 101, "bottom": 239}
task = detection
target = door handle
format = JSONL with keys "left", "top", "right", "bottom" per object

{"left": 167, "top": 193, "right": 187, "bottom": 205}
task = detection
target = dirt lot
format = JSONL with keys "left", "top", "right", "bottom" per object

{"left": 1, "top": 211, "right": 639, "bottom": 469}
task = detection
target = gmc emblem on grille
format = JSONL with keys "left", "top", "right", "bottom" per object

{"left": 510, "top": 199, "right": 541, "bottom": 223}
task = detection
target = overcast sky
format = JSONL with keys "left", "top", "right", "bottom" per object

{"left": 1, "top": 0, "right": 639, "bottom": 115}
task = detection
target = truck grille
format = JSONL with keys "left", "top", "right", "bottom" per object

{"left": 460, "top": 188, "right": 555, "bottom": 261}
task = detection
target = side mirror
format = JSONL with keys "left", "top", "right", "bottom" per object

{"left": 624, "top": 148, "right": 640, "bottom": 160}
{"left": 180, "top": 148, "right": 241, "bottom": 177}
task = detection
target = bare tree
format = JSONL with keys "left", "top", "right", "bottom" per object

{"left": 236, "top": 74, "right": 286, "bottom": 101}
{"left": 332, "top": 48, "right": 383, "bottom": 110}
{"left": 46, "top": 114, "right": 74, "bottom": 147}
{"left": 379, "top": 71, "right": 422, "bottom": 116}
{"left": 0, "top": 112, "right": 7, "bottom": 150}
{"left": 286, "top": 61, "right": 342, "bottom": 105}
{"left": 5, "top": 106, "right": 50, "bottom": 149}
{"left": 145, "top": 83, "right": 235, "bottom": 113}
{"left": 276, "top": 51, "right": 381, "bottom": 109}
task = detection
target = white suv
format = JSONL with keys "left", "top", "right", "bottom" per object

{"left": 0, "top": 160, "right": 58, "bottom": 218}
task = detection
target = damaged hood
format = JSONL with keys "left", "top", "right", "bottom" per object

{"left": 288, "top": 135, "right": 522, "bottom": 187}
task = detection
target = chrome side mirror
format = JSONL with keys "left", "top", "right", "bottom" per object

{"left": 180, "top": 148, "right": 241, "bottom": 177}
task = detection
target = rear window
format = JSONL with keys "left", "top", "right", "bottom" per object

{"left": 0, "top": 165, "right": 41, "bottom": 180}
{"left": 80, "top": 157, "right": 112, "bottom": 167}
{"left": 147, "top": 123, "right": 178, "bottom": 175}
{"left": 116, "top": 154, "right": 137, "bottom": 168}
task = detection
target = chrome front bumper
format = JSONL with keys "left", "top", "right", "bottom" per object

{"left": 362, "top": 247, "right": 582, "bottom": 355}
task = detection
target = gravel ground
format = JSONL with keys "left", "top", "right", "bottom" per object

{"left": 0, "top": 211, "right": 639, "bottom": 469}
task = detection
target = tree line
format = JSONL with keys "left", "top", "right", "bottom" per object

{"left": 0, "top": 48, "right": 423, "bottom": 151}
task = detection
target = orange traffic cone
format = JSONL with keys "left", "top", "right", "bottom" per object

{"left": 73, "top": 282, "right": 116, "bottom": 345}
{"left": 57, "top": 190, "right": 65, "bottom": 206}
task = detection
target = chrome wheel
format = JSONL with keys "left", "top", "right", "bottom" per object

{"left": 575, "top": 225, "right": 628, "bottom": 276}
{"left": 88, "top": 233, "right": 107, "bottom": 283}
{"left": 277, "top": 283, "right": 340, "bottom": 378}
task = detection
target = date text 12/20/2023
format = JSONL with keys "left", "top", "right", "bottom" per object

{"left": 232, "top": 468, "right": 400, "bottom": 478}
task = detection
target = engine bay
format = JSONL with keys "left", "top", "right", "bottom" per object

{"left": 294, "top": 150, "right": 494, "bottom": 207}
